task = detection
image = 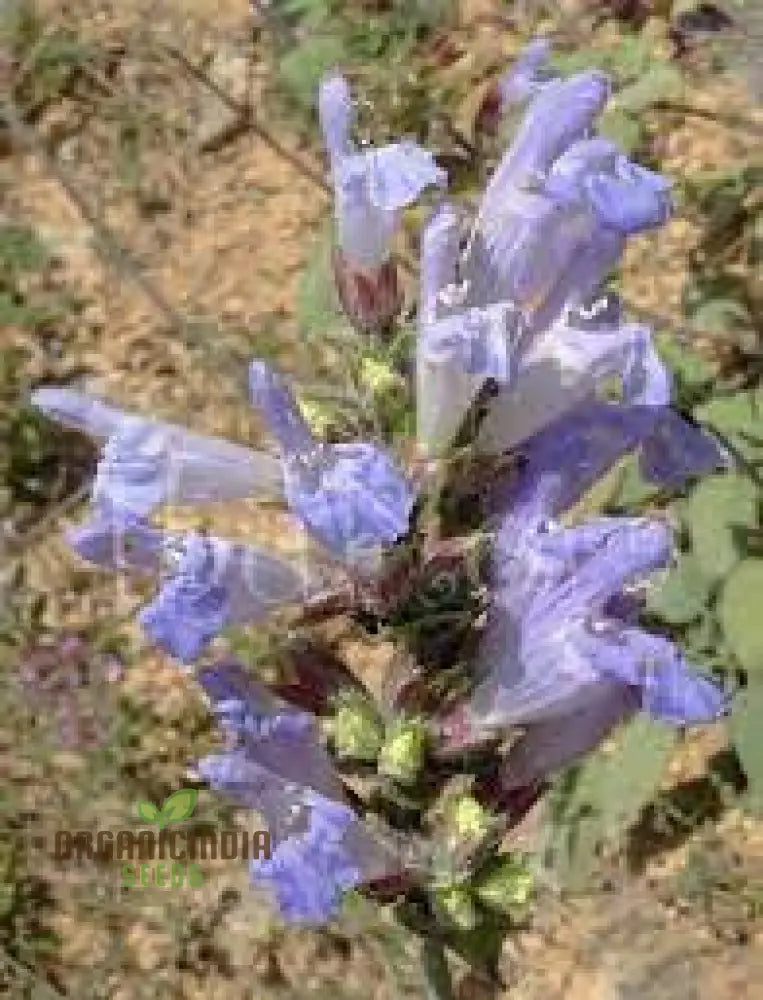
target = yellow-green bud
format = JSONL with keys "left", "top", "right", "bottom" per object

{"left": 378, "top": 717, "right": 428, "bottom": 785}
{"left": 360, "top": 356, "right": 404, "bottom": 398}
{"left": 474, "top": 855, "right": 534, "bottom": 914}
{"left": 431, "top": 884, "right": 479, "bottom": 931}
{"left": 298, "top": 398, "right": 335, "bottom": 438}
{"left": 329, "top": 693, "right": 383, "bottom": 763}
{"left": 447, "top": 795, "right": 492, "bottom": 844}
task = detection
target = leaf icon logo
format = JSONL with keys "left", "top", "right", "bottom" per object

{"left": 136, "top": 788, "right": 198, "bottom": 828}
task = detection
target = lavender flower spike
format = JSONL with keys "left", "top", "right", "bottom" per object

{"left": 250, "top": 360, "right": 415, "bottom": 568}
{"left": 31, "top": 386, "right": 284, "bottom": 516}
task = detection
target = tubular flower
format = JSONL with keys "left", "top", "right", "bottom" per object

{"left": 249, "top": 360, "right": 415, "bottom": 568}
{"left": 319, "top": 71, "right": 445, "bottom": 330}
{"left": 197, "top": 662, "right": 399, "bottom": 922}
{"left": 452, "top": 482, "right": 727, "bottom": 752}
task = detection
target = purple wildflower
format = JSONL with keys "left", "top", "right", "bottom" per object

{"left": 197, "top": 661, "right": 398, "bottom": 922}
{"left": 458, "top": 486, "right": 727, "bottom": 742}
{"left": 31, "top": 386, "right": 284, "bottom": 516}
{"left": 464, "top": 58, "right": 671, "bottom": 326}
{"left": 139, "top": 532, "right": 309, "bottom": 662}
{"left": 250, "top": 361, "right": 415, "bottom": 567}
{"left": 251, "top": 793, "right": 363, "bottom": 923}
{"left": 487, "top": 399, "right": 725, "bottom": 518}
{"left": 318, "top": 71, "right": 445, "bottom": 329}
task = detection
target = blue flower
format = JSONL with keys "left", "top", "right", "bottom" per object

{"left": 467, "top": 55, "right": 670, "bottom": 322}
{"left": 474, "top": 302, "right": 677, "bottom": 456}
{"left": 318, "top": 72, "right": 445, "bottom": 272}
{"left": 66, "top": 509, "right": 165, "bottom": 574}
{"left": 251, "top": 792, "right": 362, "bottom": 923}
{"left": 197, "top": 661, "right": 398, "bottom": 923}
{"left": 464, "top": 492, "right": 727, "bottom": 737}
{"left": 31, "top": 386, "right": 284, "bottom": 517}
{"left": 414, "top": 47, "right": 677, "bottom": 459}
{"left": 416, "top": 203, "right": 524, "bottom": 454}
{"left": 198, "top": 662, "right": 346, "bottom": 800}
{"left": 138, "top": 533, "right": 307, "bottom": 662}
{"left": 250, "top": 361, "right": 415, "bottom": 566}
{"left": 491, "top": 399, "right": 725, "bottom": 517}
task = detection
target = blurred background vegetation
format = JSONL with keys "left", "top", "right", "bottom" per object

{"left": 0, "top": 0, "right": 761, "bottom": 997}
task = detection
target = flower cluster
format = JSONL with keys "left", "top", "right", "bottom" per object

{"left": 33, "top": 41, "right": 729, "bottom": 929}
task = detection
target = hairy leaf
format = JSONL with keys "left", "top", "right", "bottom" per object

{"left": 646, "top": 553, "right": 711, "bottom": 625}
{"left": 685, "top": 472, "right": 758, "bottom": 581}
{"left": 730, "top": 681, "right": 763, "bottom": 816}
{"left": 543, "top": 717, "right": 674, "bottom": 889}
{"left": 720, "top": 559, "right": 763, "bottom": 672}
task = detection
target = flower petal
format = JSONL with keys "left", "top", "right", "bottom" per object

{"left": 576, "top": 627, "right": 728, "bottom": 724}
{"left": 139, "top": 534, "right": 307, "bottom": 661}
{"left": 417, "top": 301, "right": 521, "bottom": 456}
{"left": 66, "top": 511, "right": 165, "bottom": 574}
{"left": 318, "top": 72, "right": 355, "bottom": 166}
{"left": 197, "top": 661, "right": 346, "bottom": 800}
{"left": 499, "top": 680, "right": 639, "bottom": 789}
{"left": 420, "top": 201, "right": 461, "bottom": 325}
{"left": 483, "top": 70, "right": 610, "bottom": 201}
{"left": 365, "top": 141, "right": 446, "bottom": 212}
{"left": 585, "top": 159, "right": 672, "bottom": 234}
{"left": 284, "top": 443, "right": 415, "bottom": 566}
{"left": 249, "top": 360, "right": 315, "bottom": 455}
{"left": 497, "top": 36, "right": 555, "bottom": 107}
{"left": 33, "top": 387, "right": 285, "bottom": 514}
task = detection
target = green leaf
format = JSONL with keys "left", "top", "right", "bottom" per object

{"left": 694, "top": 389, "right": 762, "bottom": 462}
{"left": 599, "top": 108, "right": 642, "bottom": 153}
{"left": 646, "top": 554, "right": 712, "bottom": 625}
{"left": 544, "top": 717, "right": 674, "bottom": 889}
{"left": 612, "top": 61, "right": 683, "bottom": 113}
{"left": 730, "top": 682, "right": 763, "bottom": 815}
{"left": 719, "top": 559, "right": 763, "bottom": 672}
{"left": 685, "top": 472, "right": 758, "bottom": 581}
{"left": 158, "top": 788, "right": 198, "bottom": 826}
{"left": 607, "top": 454, "right": 661, "bottom": 511}
{"left": 689, "top": 298, "right": 753, "bottom": 334}
{"left": 136, "top": 800, "right": 159, "bottom": 823}
{"left": 278, "top": 35, "right": 347, "bottom": 109}
{"left": 655, "top": 332, "right": 717, "bottom": 397}
{"left": 296, "top": 224, "right": 341, "bottom": 338}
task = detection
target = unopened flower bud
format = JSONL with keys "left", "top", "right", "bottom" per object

{"left": 359, "top": 356, "right": 405, "bottom": 399}
{"left": 431, "top": 884, "right": 479, "bottom": 931}
{"left": 474, "top": 855, "right": 534, "bottom": 914}
{"left": 332, "top": 248, "right": 402, "bottom": 333}
{"left": 378, "top": 716, "right": 428, "bottom": 784}
{"left": 446, "top": 795, "right": 492, "bottom": 847}
{"left": 327, "top": 692, "right": 383, "bottom": 763}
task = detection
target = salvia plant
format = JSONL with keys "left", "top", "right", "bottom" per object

{"left": 32, "top": 38, "right": 736, "bottom": 986}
